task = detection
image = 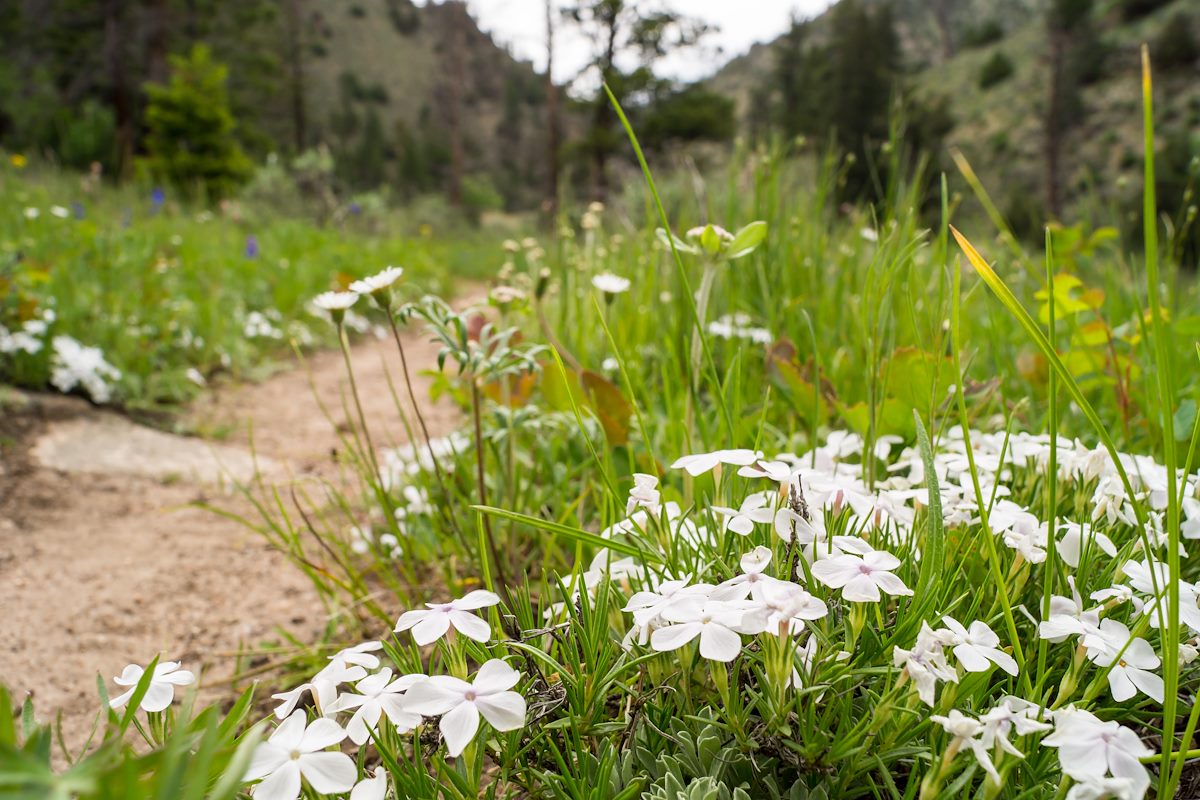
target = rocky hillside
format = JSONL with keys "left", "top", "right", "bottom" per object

{"left": 708, "top": 0, "right": 1200, "bottom": 226}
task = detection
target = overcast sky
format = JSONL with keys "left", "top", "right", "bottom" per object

{"left": 466, "top": 1, "right": 836, "bottom": 85}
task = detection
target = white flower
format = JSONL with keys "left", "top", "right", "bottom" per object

{"left": 326, "top": 668, "right": 425, "bottom": 744}
{"left": 243, "top": 711, "right": 356, "bottom": 800}
{"left": 737, "top": 459, "right": 796, "bottom": 483}
{"left": 329, "top": 641, "right": 384, "bottom": 670}
{"left": 670, "top": 448, "right": 763, "bottom": 477}
{"left": 185, "top": 367, "right": 206, "bottom": 387}
{"left": 713, "top": 547, "right": 780, "bottom": 602}
{"left": 395, "top": 590, "right": 500, "bottom": 645}
{"left": 937, "top": 616, "right": 1019, "bottom": 675}
{"left": 109, "top": 661, "right": 195, "bottom": 712}
{"left": 350, "top": 266, "right": 404, "bottom": 295}
{"left": 756, "top": 577, "right": 829, "bottom": 632}
{"left": 591, "top": 272, "right": 631, "bottom": 294}
{"left": 810, "top": 550, "right": 912, "bottom": 603}
{"left": 623, "top": 576, "right": 713, "bottom": 627}
{"left": 350, "top": 766, "right": 389, "bottom": 800}
{"left": 23, "top": 207, "right": 39, "bottom": 219}
{"left": 402, "top": 659, "right": 527, "bottom": 758}
{"left": 1039, "top": 578, "right": 1102, "bottom": 643}
{"left": 649, "top": 597, "right": 766, "bottom": 662}
{"left": 1087, "top": 620, "right": 1163, "bottom": 703}
{"left": 894, "top": 623, "right": 958, "bottom": 706}
{"left": 930, "top": 709, "right": 999, "bottom": 784}
{"left": 271, "top": 645, "right": 378, "bottom": 719}
{"left": 1065, "top": 775, "right": 1139, "bottom": 800}
{"left": 50, "top": 335, "right": 121, "bottom": 403}
{"left": 626, "top": 473, "right": 661, "bottom": 516}
{"left": 711, "top": 493, "right": 775, "bottom": 535}
{"left": 1042, "top": 707, "right": 1152, "bottom": 799}
{"left": 312, "top": 291, "right": 359, "bottom": 312}
{"left": 50, "top": 205, "right": 69, "bottom": 219}
{"left": 348, "top": 767, "right": 388, "bottom": 800}
{"left": 1057, "top": 521, "right": 1117, "bottom": 568}
{"left": 978, "top": 696, "right": 1051, "bottom": 754}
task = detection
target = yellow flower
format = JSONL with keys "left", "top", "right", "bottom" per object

{"left": 10, "top": 153, "right": 27, "bottom": 168}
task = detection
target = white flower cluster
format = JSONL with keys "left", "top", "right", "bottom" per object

{"left": 243, "top": 309, "right": 284, "bottom": 340}
{"left": 706, "top": 312, "right": 772, "bottom": 345}
{"left": 49, "top": 334, "right": 121, "bottom": 403}
{"left": 240, "top": 592, "right": 525, "bottom": 800}
{"left": 380, "top": 433, "right": 469, "bottom": 489}
{"left": 0, "top": 308, "right": 53, "bottom": 355}
{"left": 558, "top": 428, "right": 1193, "bottom": 799}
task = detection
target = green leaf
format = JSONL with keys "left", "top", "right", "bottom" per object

{"left": 913, "top": 412, "right": 946, "bottom": 605}
{"left": 470, "top": 505, "right": 662, "bottom": 563}
{"left": 699, "top": 225, "right": 722, "bottom": 256}
{"left": 727, "top": 221, "right": 767, "bottom": 259}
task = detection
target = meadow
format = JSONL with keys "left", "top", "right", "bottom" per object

{"left": 4, "top": 58, "right": 1200, "bottom": 800}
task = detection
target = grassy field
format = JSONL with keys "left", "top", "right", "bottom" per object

{"left": 0, "top": 160, "right": 501, "bottom": 412}
{"left": 5, "top": 61, "right": 1200, "bottom": 800}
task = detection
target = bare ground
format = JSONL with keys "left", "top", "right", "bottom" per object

{"left": 0, "top": 321, "right": 462, "bottom": 747}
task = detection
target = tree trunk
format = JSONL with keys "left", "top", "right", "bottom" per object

{"left": 591, "top": 9, "right": 619, "bottom": 201}
{"left": 543, "top": 0, "right": 560, "bottom": 222}
{"left": 445, "top": 0, "right": 467, "bottom": 207}
{"left": 145, "top": 0, "right": 171, "bottom": 86}
{"left": 285, "top": 0, "right": 308, "bottom": 152}
{"left": 1045, "top": 29, "right": 1065, "bottom": 219}
{"left": 104, "top": 0, "right": 134, "bottom": 180}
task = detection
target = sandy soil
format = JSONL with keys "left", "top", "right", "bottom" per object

{"left": 0, "top": 317, "right": 464, "bottom": 747}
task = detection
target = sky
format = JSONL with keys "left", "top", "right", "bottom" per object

{"left": 466, "top": 1, "right": 836, "bottom": 85}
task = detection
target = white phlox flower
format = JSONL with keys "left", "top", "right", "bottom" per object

{"left": 394, "top": 590, "right": 500, "bottom": 645}
{"left": 930, "top": 709, "right": 1000, "bottom": 785}
{"left": 244, "top": 711, "right": 356, "bottom": 800}
{"left": 109, "top": 661, "right": 195, "bottom": 712}
{"left": 936, "top": 616, "right": 1019, "bottom": 675}
{"left": 670, "top": 448, "right": 763, "bottom": 477}
{"left": 711, "top": 492, "right": 775, "bottom": 535}
{"left": 810, "top": 549, "right": 913, "bottom": 603}
{"left": 402, "top": 659, "right": 527, "bottom": 758}
{"left": 326, "top": 668, "right": 426, "bottom": 744}
{"left": 894, "top": 622, "right": 959, "bottom": 706}
{"left": 350, "top": 766, "right": 389, "bottom": 800}
{"left": 1042, "top": 707, "right": 1153, "bottom": 799}
{"left": 649, "top": 596, "right": 768, "bottom": 662}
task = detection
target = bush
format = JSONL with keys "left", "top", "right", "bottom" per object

{"left": 143, "top": 45, "right": 252, "bottom": 201}
{"left": 978, "top": 51, "right": 1015, "bottom": 89}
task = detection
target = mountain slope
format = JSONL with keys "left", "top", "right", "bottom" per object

{"left": 707, "top": 0, "right": 1200, "bottom": 224}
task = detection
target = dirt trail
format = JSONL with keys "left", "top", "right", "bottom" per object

{"left": 0, "top": 314, "right": 464, "bottom": 746}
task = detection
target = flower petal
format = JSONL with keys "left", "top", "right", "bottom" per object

{"left": 244, "top": 743, "right": 289, "bottom": 782}
{"left": 650, "top": 622, "right": 702, "bottom": 652}
{"left": 474, "top": 690, "right": 527, "bottom": 732}
{"left": 439, "top": 700, "right": 480, "bottom": 758}
{"left": 411, "top": 613, "right": 452, "bottom": 645}
{"left": 139, "top": 682, "right": 175, "bottom": 712}
{"left": 251, "top": 760, "right": 301, "bottom": 800}
{"left": 298, "top": 717, "right": 347, "bottom": 752}
{"left": 298, "top": 751, "right": 357, "bottom": 794}
{"left": 698, "top": 624, "right": 743, "bottom": 662}
{"left": 402, "top": 680, "right": 464, "bottom": 716}
{"left": 449, "top": 610, "right": 492, "bottom": 643}
{"left": 269, "top": 710, "right": 309, "bottom": 750}
{"left": 473, "top": 659, "right": 521, "bottom": 693}
{"left": 453, "top": 590, "right": 501, "bottom": 610}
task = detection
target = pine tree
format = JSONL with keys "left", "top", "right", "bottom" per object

{"left": 143, "top": 44, "right": 251, "bottom": 199}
